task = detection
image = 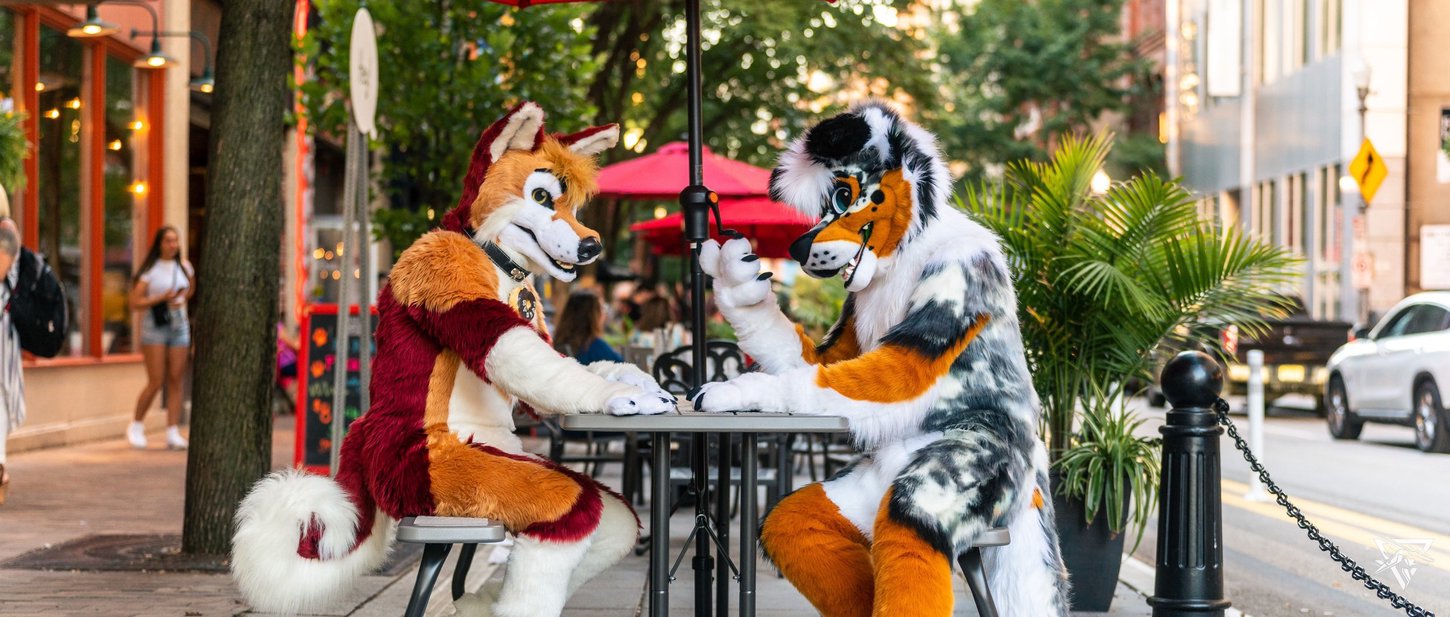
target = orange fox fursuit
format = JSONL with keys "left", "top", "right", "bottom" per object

{"left": 232, "top": 102, "right": 672, "bottom": 617}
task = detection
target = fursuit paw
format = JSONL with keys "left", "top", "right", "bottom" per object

{"left": 700, "top": 238, "right": 773, "bottom": 310}
{"left": 689, "top": 373, "right": 784, "bottom": 413}
{"left": 591, "top": 362, "right": 674, "bottom": 400}
{"left": 606, "top": 389, "right": 676, "bottom": 416}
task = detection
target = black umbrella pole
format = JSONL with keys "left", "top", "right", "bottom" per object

{"left": 683, "top": 0, "right": 714, "bottom": 615}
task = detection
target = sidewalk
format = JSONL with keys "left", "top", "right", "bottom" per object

{"left": 0, "top": 417, "right": 1153, "bottom": 616}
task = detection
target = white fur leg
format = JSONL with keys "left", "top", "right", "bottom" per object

{"left": 566, "top": 492, "right": 639, "bottom": 596}
{"left": 492, "top": 534, "right": 591, "bottom": 617}
{"left": 231, "top": 470, "right": 395, "bottom": 614}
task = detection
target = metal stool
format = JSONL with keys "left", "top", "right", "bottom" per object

{"left": 957, "top": 526, "right": 1010, "bottom": 617}
{"left": 397, "top": 516, "right": 507, "bottom": 617}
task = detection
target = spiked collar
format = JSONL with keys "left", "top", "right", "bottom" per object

{"left": 482, "top": 241, "right": 530, "bottom": 283}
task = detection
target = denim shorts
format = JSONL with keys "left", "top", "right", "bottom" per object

{"left": 140, "top": 310, "right": 191, "bottom": 347}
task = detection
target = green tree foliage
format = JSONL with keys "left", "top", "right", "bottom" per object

{"left": 585, "top": 0, "right": 935, "bottom": 165}
{"left": 926, "top": 0, "right": 1152, "bottom": 180}
{"left": 298, "top": 0, "right": 600, "bottom": 219}
{"left": 299, "top": 1, "right": 933, "bottom": 252}
{"left": 0, "top": 111, "right": 27, "bottom": 195}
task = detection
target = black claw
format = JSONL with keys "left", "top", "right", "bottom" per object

{"left": 756, "top": 272, "right": 773, "bottom": 281}
{"left": 742, "top": 255, "right": 759, "bottom": 262}
{"left": 725, "top": 230, "right": 746, "bottom": 239}
{"left": 659, "top": 397, "right": 672, "bottom": 404}
{"left": 629, "top": 400, "right": 637, "bottom": 406}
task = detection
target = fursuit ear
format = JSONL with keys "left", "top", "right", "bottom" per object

{"left": 558, "top": 124, "right": 620, "bottom": 157}
{"left": 487, "top": 101, "right": 547, "bottom": 162}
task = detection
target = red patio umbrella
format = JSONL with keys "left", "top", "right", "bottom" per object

{"left": 631, "top": 197, "right": 812, "bottom": 258}
{"left": 598, "top": 142, "right": 772, "bottom": 199}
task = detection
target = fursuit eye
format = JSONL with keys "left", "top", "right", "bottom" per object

{"left": 831, "top": 184, "right": 853, "bottom": 214}
{"left": 531, "top": 187, "right": 554, "bottom": 208}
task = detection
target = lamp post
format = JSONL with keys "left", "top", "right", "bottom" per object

{"left": 1341, "top": 61, "right": 1372, "bottom": 324}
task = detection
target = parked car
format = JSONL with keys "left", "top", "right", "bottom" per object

{"left": 1324, "top": 292, "right": 1450, "bottom": 452}
{"left": 1143, "top": 301, "right": 1350, "bottom": 414}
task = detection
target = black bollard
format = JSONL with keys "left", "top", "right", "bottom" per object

{"left": 1148, "top": 351, "right": 1232, "bottom": 616}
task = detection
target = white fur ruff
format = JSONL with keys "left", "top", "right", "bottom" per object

{"left": 231, "top": 470, "right": 395, "bottom": 614}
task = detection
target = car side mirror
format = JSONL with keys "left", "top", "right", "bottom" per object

{"left": 1352, "top": 326, "right": 1372, "bottom": 341}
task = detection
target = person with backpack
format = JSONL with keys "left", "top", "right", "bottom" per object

{"left": 127, "top": 226, "right": 194, "bottom": 450}
{"left": 0, "top": 214, "right": 23, "bottom": 506}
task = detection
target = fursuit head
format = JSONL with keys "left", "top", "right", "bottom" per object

{"left": 232, "top": 102, "right": 673, "bottom": 617}
{"left": 692, "top": 101, "right": 1069, "bottom": 616}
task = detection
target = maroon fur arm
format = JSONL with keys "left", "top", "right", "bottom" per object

{"left": 407, "top": 297, "right": 536, "bottom": 383}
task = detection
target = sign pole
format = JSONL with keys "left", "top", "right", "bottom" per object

{"left": 329, "top": 7, "right": 379, "bottom": 478}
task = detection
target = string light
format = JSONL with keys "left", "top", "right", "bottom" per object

{"left": 107, "top": 139, "right": 123, "bottom": 151}
{"left": 128, "top": 181, "right": 148, "bottom": 195}
{"left": 129, "top": 119, "right": 146, "bottom": 131}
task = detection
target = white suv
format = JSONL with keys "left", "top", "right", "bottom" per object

{"left": 1325, "top": 292, "right": 1450, "bottom": 452}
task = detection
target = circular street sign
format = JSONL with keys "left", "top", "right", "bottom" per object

{"left": 349, "top": 8, "right": 379, "bottom": 138}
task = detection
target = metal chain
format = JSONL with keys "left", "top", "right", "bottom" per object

{"left": 1213, "top": 398, "right": 1436, "bottom": 617}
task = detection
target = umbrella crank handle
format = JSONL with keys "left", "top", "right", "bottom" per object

{"left": 679, "top": 185, "right": 719, "bottom": 243}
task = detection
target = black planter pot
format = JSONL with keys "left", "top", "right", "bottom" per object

{"left": 1052, "top": 475, "right": 1131, "bottom": 612}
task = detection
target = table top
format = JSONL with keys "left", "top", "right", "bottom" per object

{"left": 559, "top": 402, "right": 849, "bottom": 433}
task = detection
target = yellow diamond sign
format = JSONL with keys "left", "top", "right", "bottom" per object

{"left": 1349, "top": 138, "right": 1388, "bottom": 203}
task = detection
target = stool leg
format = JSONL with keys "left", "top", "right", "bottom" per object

{"left": 452, "top": 543, "right": 478, "bottom": 601}
{"left": 405, "top": 543, "right": 452, "bottom": 617}
{"left": 958, "top": 547, "right": 998, "bottom": 617}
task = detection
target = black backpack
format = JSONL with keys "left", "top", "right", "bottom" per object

{"left": 6, "top": 248, "right": 68, "bottom": 358}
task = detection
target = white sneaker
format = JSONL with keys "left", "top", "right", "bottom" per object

{"left": 127, "top": 422, "right": 148, "bottom": 449}
{"left": 165, "top": 427, "right": 188, "bottom": 450}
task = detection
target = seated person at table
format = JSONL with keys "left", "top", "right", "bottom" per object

{"left": 628, "top": 296, "right": 689, "bottom": 352}
{"left": 691, "top": 102, "right": 1070, "bottom": 616}
{"left": 232, "top": 102, "right": 673, "bottom": 617}
{"left": 554, "top": 290, "right": 624, "bottom": 363}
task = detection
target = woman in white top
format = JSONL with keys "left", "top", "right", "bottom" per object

{"left": 127, "top": 226, "right": 194, "bottom": 450}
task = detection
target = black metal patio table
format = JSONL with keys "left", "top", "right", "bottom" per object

{"left": 561, "top": 406, "right": 848, "bottom": 617}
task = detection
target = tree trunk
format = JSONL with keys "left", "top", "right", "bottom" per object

{"left": 182, "top": 0, "right": 294, "bottom": 556}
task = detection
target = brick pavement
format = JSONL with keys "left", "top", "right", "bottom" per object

{"left": 0, "top": 416, "right": 1153, "bottom": 616}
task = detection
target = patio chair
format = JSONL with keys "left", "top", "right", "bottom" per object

{"left": 396, "top": 516, "right": 507, "bottom": 617}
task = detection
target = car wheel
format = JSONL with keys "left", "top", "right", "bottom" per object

{"left": 1327, "top": 377, "right": 1363, "bottom": 440}
{"left": 1413, "top": 380, "right": 1450, "bottom": 454}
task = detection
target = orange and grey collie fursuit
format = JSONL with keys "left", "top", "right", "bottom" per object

{"left": 692, "top": 101, "right": 1070, "bottom": 616}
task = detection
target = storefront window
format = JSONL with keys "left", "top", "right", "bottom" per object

{"left": 36, "top": 24, "right": 85, "bottom": 356}
{"left": 1, "top": 10, "right": 13, "bottom": 115}
{"left": 103, "top": 55, "right": 135, "bottom": 354}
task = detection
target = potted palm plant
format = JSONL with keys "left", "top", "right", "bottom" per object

{"left": 962, "top": 134, "right": 1299, "bottom": 610}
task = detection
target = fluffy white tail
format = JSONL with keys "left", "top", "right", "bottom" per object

{"left": 231, "top": 470, "right": 394, "bottom": 614}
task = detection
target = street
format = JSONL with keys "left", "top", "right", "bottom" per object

{"left": 1129, "top": 397, "right": 1450, "bottom": 616}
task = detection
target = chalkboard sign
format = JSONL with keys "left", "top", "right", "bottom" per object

{"left": 294, "top": 304, "right": 378, "bottom": 473}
